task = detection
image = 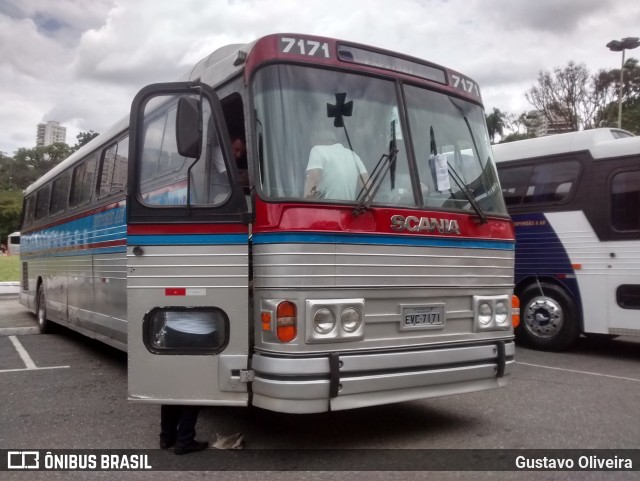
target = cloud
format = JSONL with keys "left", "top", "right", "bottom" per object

{"left": 2, "top": 0, "right": 640, "bottom": 154}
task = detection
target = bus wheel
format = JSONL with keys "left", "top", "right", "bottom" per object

{"left": 518, "top": 283, "right": 579, "bottom": 351}
{"left": 36, "top": 285, "right": 50, "bottom": 334}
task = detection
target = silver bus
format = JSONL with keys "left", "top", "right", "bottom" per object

{"left": 20, "top": 33, "right": 516, "bottom": 412}
{"left": 494, "top": 128, "right": 640, "bottom": 350}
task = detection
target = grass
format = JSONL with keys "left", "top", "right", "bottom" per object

{"left": 0, "top": 255, "right": 20, "bottom": 282}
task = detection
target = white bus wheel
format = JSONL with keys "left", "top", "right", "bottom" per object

{"left": 517, "top": 282, "right": 579, "bottom": 351}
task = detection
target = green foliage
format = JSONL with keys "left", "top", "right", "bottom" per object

{"left": 72, "top": 130, "right": 100, "bottom": 152}
{"left": 486, "top": 108, "right": 506, "bottom": 143}
{"left": 0, "top": 255, "right": 21, "bottom": 282}
{"left": 0, "top": 190, "right": 23, "bottom": 244}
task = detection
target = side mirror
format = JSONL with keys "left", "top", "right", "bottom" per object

{"left": 176, "top": 97, "right": 202, "bottom": 158}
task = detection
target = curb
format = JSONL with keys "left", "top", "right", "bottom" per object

{"left": 0, "top": 327, "right": 40, "bottom": 336}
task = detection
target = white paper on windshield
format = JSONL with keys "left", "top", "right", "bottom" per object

{"left": 432, "top": 154, "right": 450, "bottom": 191}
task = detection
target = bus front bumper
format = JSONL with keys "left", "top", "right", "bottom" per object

{"left": 250, "top": 340, "right": 515, "bottom": 413}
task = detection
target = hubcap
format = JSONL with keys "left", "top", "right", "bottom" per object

{"left": 524, "top": 296, "right": 563, "bottom": 339}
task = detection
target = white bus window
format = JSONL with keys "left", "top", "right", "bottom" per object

{"left": 611, "top": 171, "right": 640, "bottom": 231}
{"left": 523, "top": 161, "right": 580, "bottom": 204}
{"left": 498, "top": 165, "right": 532, "bottom": 206}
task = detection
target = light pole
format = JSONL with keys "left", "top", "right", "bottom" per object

{"left": 606, "top": 37, "right": 640, "bottom": 129}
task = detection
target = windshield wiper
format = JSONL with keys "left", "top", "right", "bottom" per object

{"left": 430, "top": 126, "right": 487, "bottom": 224}
{"left": 446, "top": 162, "right": 487, "bottom": 224}
{"left": 353, "top": 121, "right": 399, "bottom": 216}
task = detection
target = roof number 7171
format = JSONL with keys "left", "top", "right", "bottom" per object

{"left": 451, "top": 74, "right": 480, "bottom": 97}
{"left": 280, "top": 37, "right": 330, "bottom": 58}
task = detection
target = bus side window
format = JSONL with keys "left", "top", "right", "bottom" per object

{"left": 69, "top": 156, "right": 97, "bottom": 208}
{"left": 34, "top": 185, "right": 51, "bottom": 222}
{"left": 611, "top": 170, "right": 640, "bottom": 231}
{"left": 99, "top": 138, "right": 128, "bottom": 199}
{"left": 523, "top": 161, "right": 580, "bottom": 205}
{"left": 498, "top": 165, "right": 532, "bottom": 206}
{"left": 50, "top": 171, "right": 71, "bottom": 216}
{"left": 23, "top": 196, "right": 35, "bottom": 227}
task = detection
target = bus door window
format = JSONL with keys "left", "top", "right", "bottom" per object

{"left": 138, "top": 94, "right": 232, "bottom": 207}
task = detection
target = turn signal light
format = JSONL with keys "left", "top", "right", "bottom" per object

{"left": 261, "top": 311, "right": 272, "bottom": 331}
{"left": 276, "top": 301, "right": 297, "bottom": 342}
{"left": 512, "top": 295, "right": 520, "bottom": 328}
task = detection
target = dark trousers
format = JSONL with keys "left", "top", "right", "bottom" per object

{"left": 160, "top": 405, "right": 200, "bottom": 448}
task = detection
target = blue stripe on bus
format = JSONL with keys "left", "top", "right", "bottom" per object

{"left": 127, "top": 234, "right": 249, "bottom": 246}
{"left": 252, "top": 232, "right": 515, "bottom": 250}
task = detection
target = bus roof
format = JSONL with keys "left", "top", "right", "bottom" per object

{"left": 492, "top": 128, "right": 638, "bottom": 163}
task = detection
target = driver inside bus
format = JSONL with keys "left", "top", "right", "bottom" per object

{"left": 211, "top": 135, "right": 249, "bottom": 201}
{"left": 304, "top": 129, "right": 368, "bottom": 201}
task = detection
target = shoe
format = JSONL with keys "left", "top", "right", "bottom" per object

{"left": 160, "top": 438, "right": 176, "bottom": 449}
{"left": 174, "top": 440, "right": 209, "bottom": 455}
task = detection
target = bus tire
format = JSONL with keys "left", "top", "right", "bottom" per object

{"left": 517, "top": 282, "right": 579, "bottom": 351}
{"left": 36, "top": 284, "right": 51, "bottom": 334}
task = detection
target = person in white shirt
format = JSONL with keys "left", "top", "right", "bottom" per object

{"left": 304, "top": 143, "right": 368, "bottom": 201}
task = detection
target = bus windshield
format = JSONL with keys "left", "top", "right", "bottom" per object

{"left": 253, "top": 64, "right": 507, "bottom": 215}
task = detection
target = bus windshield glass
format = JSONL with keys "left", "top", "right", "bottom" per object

{"left": 404, "top": 85, "right": 506, "bottom": 215}
{"left": 253, "top": 64, "right": 507, "bottom": 215}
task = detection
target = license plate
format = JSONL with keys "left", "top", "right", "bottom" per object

{"left": 401, "top": 305, "right": 445, "bottom": 331}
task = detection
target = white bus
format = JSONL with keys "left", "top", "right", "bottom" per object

{"left": 20, "top": 33, "right": 516, "bottom": 412}
{"left": 494, "top": 128, "right": 640, "bottom": 350}
{"left": 7, "top": 231, "right": 20, "bottom": 256}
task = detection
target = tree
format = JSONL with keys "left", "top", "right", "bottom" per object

{"left": 8, "top": 142, "right": 72, "bottom": 190}
{"left": 486, "top": 108, "right": 506, "bottom": 143}
{"left": 0, "top": 190, "right": 22, "bottom": 244}
{"left": 525, "top": 61, "right": 603, "bottom": 131}
{"left": 598, "top": 57, "right": 640, "bottom": 134}
{"left": 73, "top": 130, "right": 100, "bottom": 152}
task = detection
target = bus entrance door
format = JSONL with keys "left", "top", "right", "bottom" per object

{"left": 126, "top": 82, "right": 251, "bottom": 406}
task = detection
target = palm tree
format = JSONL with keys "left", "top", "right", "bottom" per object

{"left": 486, "top": 108, "right": 506, "bottom": 143}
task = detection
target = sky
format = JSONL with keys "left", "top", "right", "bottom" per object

{"left": 1, "top": 0, "right": 639, "bottom": 155}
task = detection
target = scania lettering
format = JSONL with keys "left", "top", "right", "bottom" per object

{"left": 390, "top": 214, "right": 461, "bottom": 234}
{"left": 20, "top": 33, "right": 516, "bottom": 413}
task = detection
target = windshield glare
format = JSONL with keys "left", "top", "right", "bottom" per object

{"left": 252, "top": 65, "right": 507, "bottom": 215}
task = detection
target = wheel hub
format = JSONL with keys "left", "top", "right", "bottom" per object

{"left": 525, "top": 296, "right": 563, "bottom": 339}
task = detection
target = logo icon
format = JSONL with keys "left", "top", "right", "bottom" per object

{"left": 7, "top": 451, "right": 39, "bottom": 469}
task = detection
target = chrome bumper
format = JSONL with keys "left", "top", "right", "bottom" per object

{"left": 251, "top": 341, "right": 515, "bottom": 413}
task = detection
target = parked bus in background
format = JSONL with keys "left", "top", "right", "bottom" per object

{"left": 7, "top": 232, "right": 20, "bottom": 256}
{"left": 494, "top": 128, "right": 640, "bottom": 351}
{"left": 20, "top": 33, "right": 516, "bottom": 413}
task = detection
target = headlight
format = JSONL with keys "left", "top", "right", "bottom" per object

{"left": 478, "top": 302, "right": 493, "bottom": 326}
{"left": 474, "top": 295, "right": 512, "bottom": 331}
{"left": 341, "top": 308, "right": 362, "bottom": 333}
{"left": 305, "top": 299, "right": 365, "bottom": 343}
{"left": 313, "top": 308, "right": 336, "bottom": 334}
{"left": 495, "top": 301, "right": 509, "bottom": 326}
